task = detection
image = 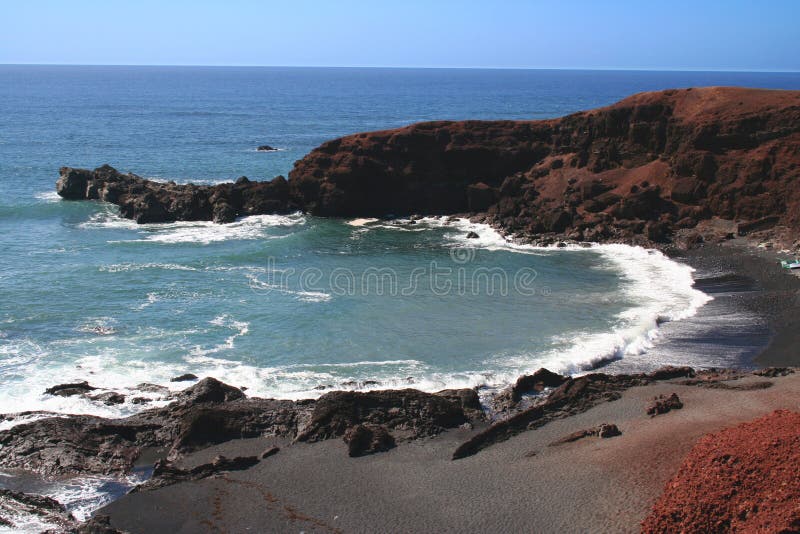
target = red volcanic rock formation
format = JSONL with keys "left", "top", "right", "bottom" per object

{"left": 642, "top": 410, "right": 800, "bottom": 533}
{"left": 290, "top": 87, "right": 800, "bottom": 245}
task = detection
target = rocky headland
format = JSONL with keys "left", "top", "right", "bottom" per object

{"left": 58, "top": 87, "right": 800, "bottom": 249}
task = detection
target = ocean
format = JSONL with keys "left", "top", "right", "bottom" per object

{"left": 1, "top": 65, "right": 799, "bottom": 522}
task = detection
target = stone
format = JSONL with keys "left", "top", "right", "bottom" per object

{"left": 343, "top": 424, "right": 396, "bottom": 457}
{"left": 44, "top": 381, "right": 97, "bottom": 397}
{"left": 170, "top": 373, "right": 198, "bottom": 382}
{"left": 646, "top": 393, "right": 683, "bottom": 416}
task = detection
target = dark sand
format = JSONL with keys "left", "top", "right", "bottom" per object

{"left": 101, "top": 373, "right": 800, "bottom": 533}
{"left": 91, "top": 238, "right": 800, "bottom": 533}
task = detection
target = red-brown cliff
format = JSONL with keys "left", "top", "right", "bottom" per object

{"left": 289, "top": 87, "right": 800, "bottom": 245}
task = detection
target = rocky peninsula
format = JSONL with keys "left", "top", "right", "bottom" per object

{"left": 58, "top": 87, "right": 800, "bottom": 250}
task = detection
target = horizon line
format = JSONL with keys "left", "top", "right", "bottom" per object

{"left": 1, "top": 63, "right": 799, "bottom": 74}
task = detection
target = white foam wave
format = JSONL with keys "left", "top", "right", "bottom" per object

{"left": 81, "top": 210, "right": 306, "bottom": 244}
{"left": 244, "top": 273, "right": 333, "bottom": 302}
{"left": 434, "top": 218, "right": 712, "bottom": 376}
{"left": 99, "top": 262, "right": 199, "bottom": 273}
{"left": 189, "top": 314, "right": 250, "bottom": 357}
{"left": 33, "top": 191, "right": 61, "bottom": 202}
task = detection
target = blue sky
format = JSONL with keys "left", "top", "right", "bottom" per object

{"left": 1, "top": 0, "right": 798, "bottom": 70}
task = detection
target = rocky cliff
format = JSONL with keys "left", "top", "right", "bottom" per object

{"left": 290, "top": 87, "right": 800, "bottom": 246}
{"left": 58, "top": 87, "right": 800, "bottom": 246}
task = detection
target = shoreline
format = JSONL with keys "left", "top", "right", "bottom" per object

{"left": 0, "top": 230, "right": 799, "bottom": 531}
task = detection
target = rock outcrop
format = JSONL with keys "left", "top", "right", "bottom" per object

{"left": 0, "top": 379, "right": 304, "bottom": 477}
{"left": 452, "top": 366, "right": 694, "bottom": 459}
{"left": 0, "top": 379, "right": 480, "bottom": 478}
{"left": 58, "top": 88, "right": 800, "bottom": 247}
{"left": 132, "top": 455, "right": 261, "bottom": 492}
{"left": 296, "top": 389, "right": 471, "bottom": 442}
{"left": 57, "top": 165, "right": 295, "bottom": 223}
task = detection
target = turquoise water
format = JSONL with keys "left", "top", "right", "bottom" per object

{"left": 1, "top": 67, "right": 799, "bottom": 418}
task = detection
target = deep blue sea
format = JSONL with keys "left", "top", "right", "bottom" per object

{"left": 2, "top": 65, "right": 800, "bottom": 521}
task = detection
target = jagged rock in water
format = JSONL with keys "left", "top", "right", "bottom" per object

{"left": 170, "top": 373, "right": 198, "bottom": 382}
{"left": 44, "top": 380, "right": 97, "bottom": 397}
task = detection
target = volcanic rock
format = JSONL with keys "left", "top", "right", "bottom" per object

{"left": 58, "top": 89, "right": 800, "bottom": 249}
{"left": 170, "top": 373, "right": 198, "bottom": 382}
{"left": 44, "top": 381, "right": 97, "bottom": 397}
{"left": 548, "top": 423, "right": 622, "bottom": 446}
{"left": 642, "top": 410, "right": 800, "bottom": 532}
{"left": 0, "top": 488, "right": 76, "bottom": 532}
{"left": 260, "top": 446, "right": 280, "bottom": 459}
{"left": 56, "top": 164, "right": 294, "bottom": 224}
{"left": 453, "top": 367, "right": 693, "bottom": 459}
{"left": 646, "top": 393, "right": 683, "bottom": 416}
{"left": 343, "top": 424, "right": 396, "bottom": 457}
{"left": 289, "top": 87, "right": 800, "bottom": 248}
{"left": 133, "top": 455, "right": 260, "bottom": 492}
{"left": 89, "top": 392, "right": 126, "bottom": 405}
{"left": 296, "top": 389, "right": 469, "bottom": 442}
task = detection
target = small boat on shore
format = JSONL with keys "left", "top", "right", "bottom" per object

{"left": 780, "top": 259, "right": 800, "bottom": 269}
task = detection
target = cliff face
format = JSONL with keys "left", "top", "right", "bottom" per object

{"left": 289, "top": 87, "right": 800, "bottom": 244}
{"left": 58, "top": 87, "right": 800, "bottom": 246}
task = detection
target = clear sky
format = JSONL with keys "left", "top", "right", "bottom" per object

{"left": 2, "top": 0, "right": 798, "bottom": 71}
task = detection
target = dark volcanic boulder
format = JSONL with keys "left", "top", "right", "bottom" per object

{"left": 343, "top": 424, "right": 396, "bottom": 457}
{"left": 89, "top": 392, "right": 126, "bottom": 405}
{"left": 44, "top": 381, "right": 97, "bottom": 397}
{"left": 511, "top": 368, "right": 569, "bottom": 401}
{"left": 170, "top": 373, "right": 198, "bottom": 383}
{"left": 296, "top": 389, "right": 469, "bottom": 442}
{"left": 176, "top": 377, "right": 244, "bottom": 404}
{"left": 646, "top": 393, "right": 683, "bottom": 416}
